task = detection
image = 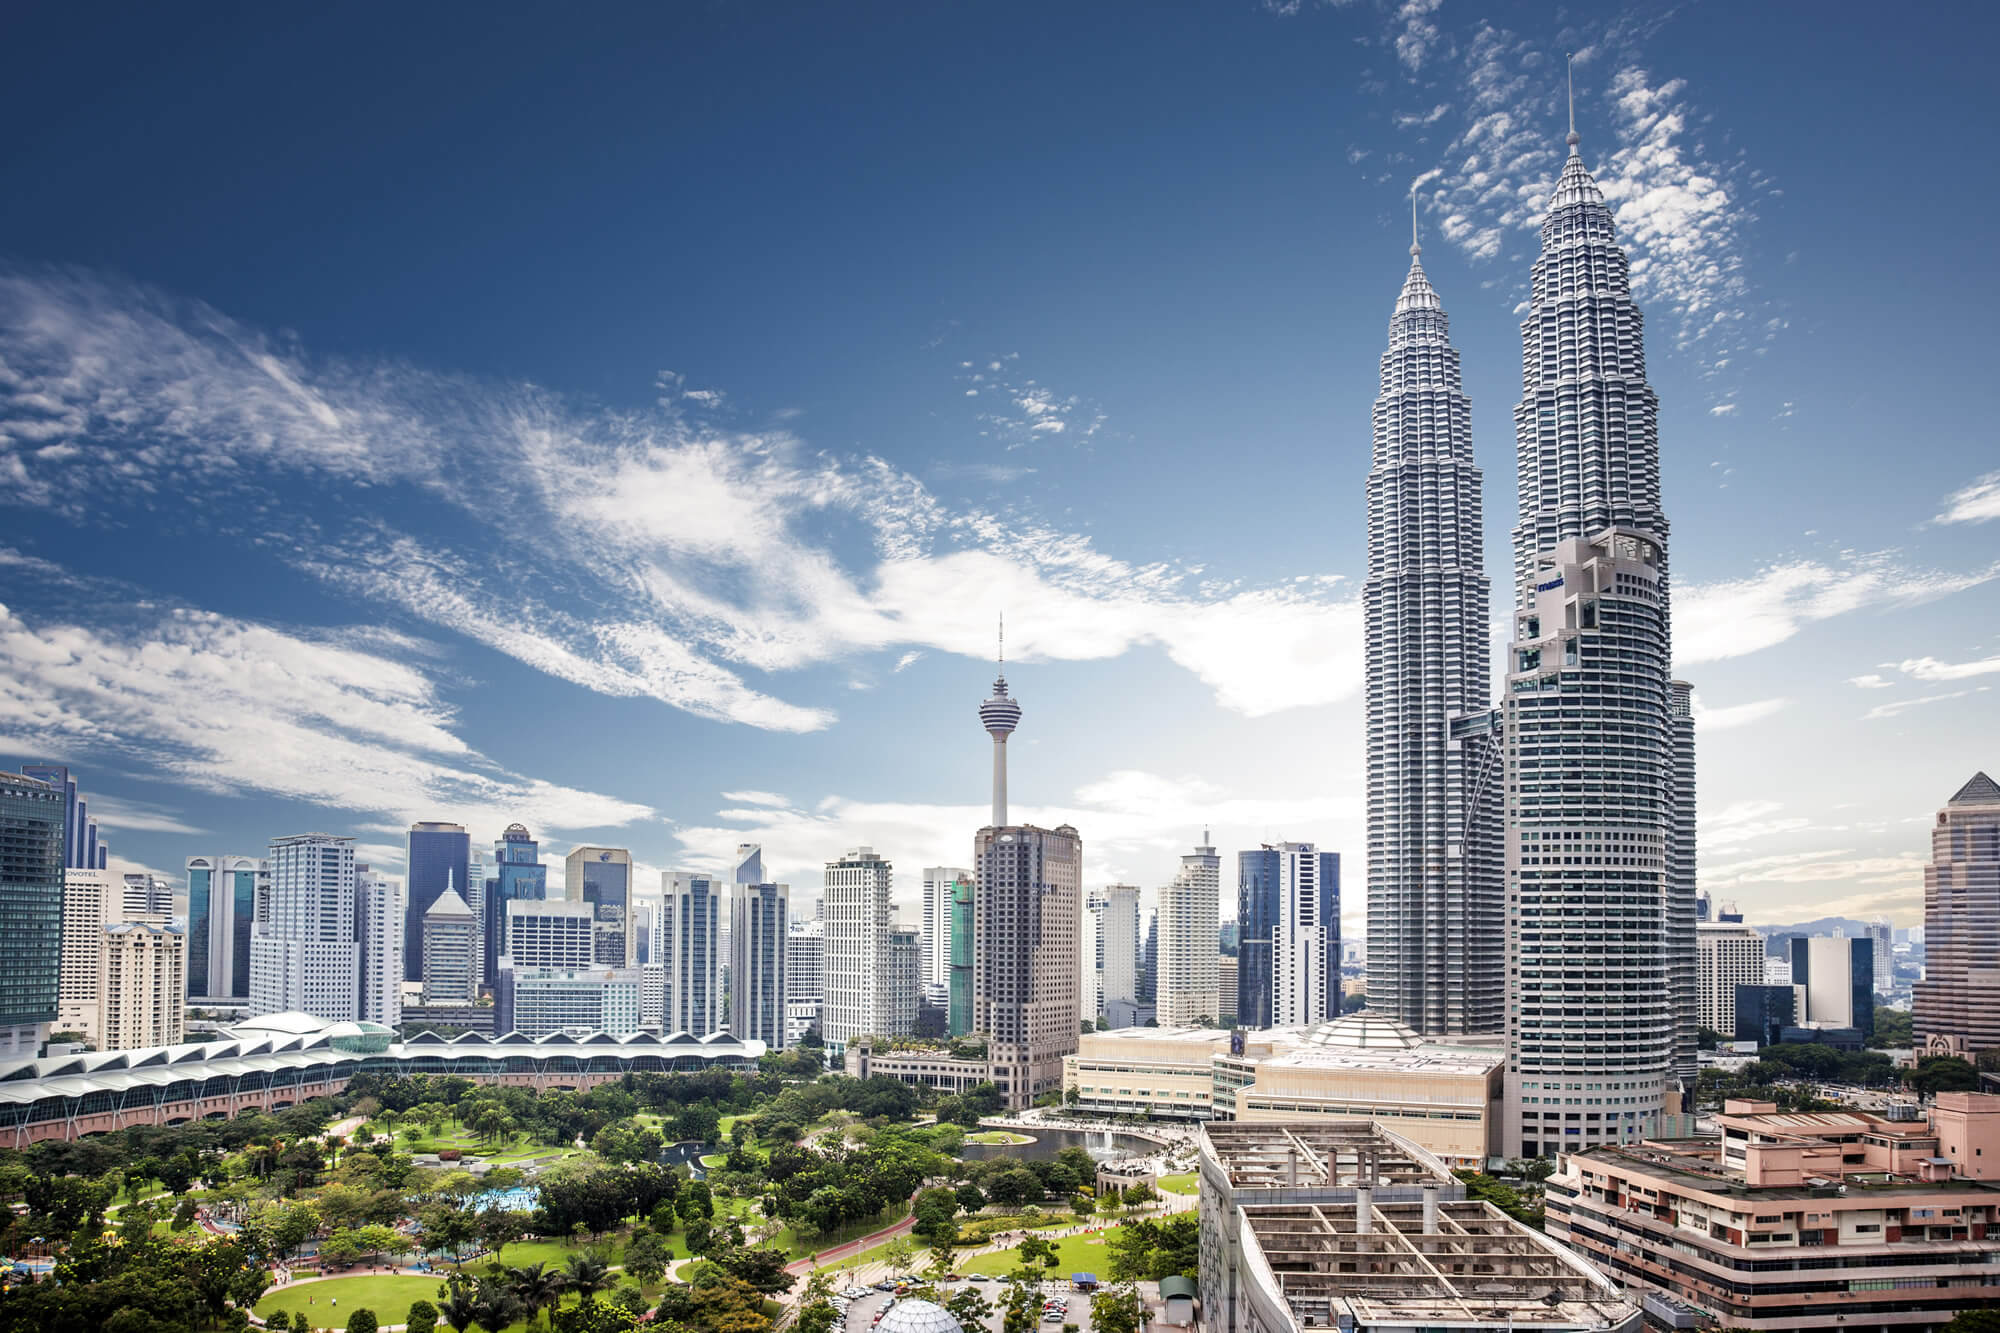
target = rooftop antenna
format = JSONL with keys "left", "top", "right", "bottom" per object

{"left": 998, "top": 612, "right": 1004, "bottom": 666}
{"left": 1410, "top": 185, "right": 1420, "bottom": 257}
{"left": 1566, "top": 52, "right": 1580, "bottom": 153}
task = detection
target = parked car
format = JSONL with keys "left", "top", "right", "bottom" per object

{"left": 967, "top": 1274, "right": 991, "bottom": 1284}
{"left": 874, "top": 1281, "right": 897, "bottom": 1292}
{"left": 845, "top": 1288, "right": 872, "bottom": 1300}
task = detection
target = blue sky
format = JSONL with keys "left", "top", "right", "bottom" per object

{"left": 2, "top": 1, "right": 1996, "bottom": 934}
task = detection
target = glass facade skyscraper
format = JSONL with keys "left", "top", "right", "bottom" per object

{"left": 1361, "top": 213, "right": 1499, "bottom": 1039}
{"left": 566, "top": 846, "right": 632, "bottom": 968}
{"left": 405, "top": 822, "right": 470, "bottom": 983}
{"left": 947, "top": 874, "right": 974, "bottom": 1037}
{"left": 484, "top": 824, "right": 546, "bottom": 987}
{"left": 18, "top": 763, "right": 109, "bottom": 871}
{"left": 0, "top": 770, "right": 65, "bottom": 1055}
{"left": 185, "top": 854, "right": 264, "bottom": 1000}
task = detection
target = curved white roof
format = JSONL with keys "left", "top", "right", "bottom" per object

{"left": 232, "top": 1011, "right": 335, "bottom": 1035}
{"left": 877, "top": 1301, "right": 962, "bottom": 1333}
{"left": 1301, "top": 1011, "right": 1423, "bottom": 1050}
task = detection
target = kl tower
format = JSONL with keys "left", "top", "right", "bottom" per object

{"left": 978, "top": 617, "right": 1022, "bottom": 828}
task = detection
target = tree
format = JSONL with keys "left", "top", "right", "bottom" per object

{"left": 912, "top": 1186, "right": 960, "bottom": 1241}
{"left": 883, "top": 1235, "right": 916, "bottom": 1276}
{"left": 683, "top": 1216, "right": 713, "bottom": 1255}
{"left": 714, "top": 1244, "right": 796, "bottom": 1294}
{"left": 478, "top": 1207, "right": 527, "bottom": 1261}
{"left": 406, "top": 1299, "right": 440, "bottom": 1333}
{"left": 1122, "top": 1181, "right": 1156, "bottom": 1208}
{"left": 623, "top": 1232, "right": 671, "bottom": 1285}
{"left": 508, "top": 1262, "right": 569, "bottom": 1330}
{"left": 986, "top": 1166, "right": 1043, "bottom": 1208}
{"left": 945, "top": 1287, "right": 996, "bottom": 1329}
{"left": 1943, "top": 1314, "right": 2000, "bottom": 1333}
{"left": 1017, "top": 1234, "right": 1060, "bottom": 1280}
{"left": 1091, "top": 1286, "right": 1143, "bottom": 1333}
{"left": 438, "top": 1276, "right": 482, "bottom": 1333}
{"left": 469, "top": 1276, "right": 523, "bottom": 1333}
{"left": 562, "top": 1251, "right": 615, "bottom": 1304}
{"left": 1910, "top": 1055, "right": 1979, "bottom": 1096}
{"left": 1870, "top": 1008, "right": 1914, "bottom": 1049}
{"left": 347, "top": 1310, "right": 380, "bottom": 1333}
{"left": 955, "top": 1181, "right": 985, "bottom": 1212}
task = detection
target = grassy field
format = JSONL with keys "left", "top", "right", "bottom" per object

{"left": 961, "top": 1230, "right": 1118, "bottom": 1278}
{"left": 965, "top": 1130, "right": 1033, "bottom": 1145}
{"left": 256, "top": 1274, "right": 442, "bottom": 1325}
{"left": 1156, "top": 1173, "right": 1196, "bottom": 1195}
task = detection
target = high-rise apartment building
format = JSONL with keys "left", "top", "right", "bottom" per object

{"left": 99, "top": 921, "right": 185, "bottom": 1050}
{"left": 354, "top": 864, "right": 403, "bottom": 1027}
{"left": 404, "top": 822, "right": 469, "bottom": 983}
{"left": 886, "top": 923, "right": 920, "bottom": 1038}
{"left": 18, "top": 763, "right": 109, "bottom": 870}
{"left": 566, "top": 846, "right": 633, "bottom": 968}
{"left": 250, "top": 833, "right": 359, "bottom": 1021}
{"left": 1217, "top": 953, "right": 1239, "bottom": 1024}
{"left": 1696, "top": 922, "right": 1766, "bottom": 1035}
{"left": 730, "top": 878, "right": 789, "bottom": 1048}
{"left": 483, "top": 824, "right": 546, "bottom": 987}
{"left": 1240, "top": 843, "right": 1340, "bottom": 1027}
{"left": 921, "top": 867, "right": 967, "bottom": 991}
{"left": 420, "top": 884, "right": 478, "bottom": 1006}
{"left": 0, "top": 770, "right": 65, "bottom": 1056}
{"left": 1157, "top": 834, "right": 1221, "bottom": 1026}
{"left": 1867, "top": 917, "right": 1894, "bottom": 995}
{"left": 58, "top": 868, "right": 122, "bottom": 1041}
{"left": 661, "top": 872, "right": 723, "bottom": 1036}
{"left": 1362, "top": 207, "right": 1500, "bottom": 1039}
{"left": 185, "top": 854, "right": 264, "bottom": 1001}
{"left": 121, "top": 872, "right": 177, "bottom": 920}
{"left": 1081, "top": 888, "right": 1104, "bottom": 1022}
{"left": 1502, "top": 106, "right": 1682, "bottom": 1157}
{"left": 1666, "top": 681, "right": 1699, "bottom": 1082}
{"left": 1139, "top": 910, "right": 1158, "bottom": 1005}
{"left": 823, "top": 847, "right": 893, "bottom": 1044}
{"left": 947, "top": 876, "right": 974, "bottom": 1037}
{"left": 1101, "top": 884, "right": 1141, "bottom": 1027}
{"left": 505, "top": 898, "right": 596, "bottom": 971}
{"left": 1916, "top": 773, "right": 2000, "bottom": 1054}
{"left": 787, "top": 919, "right": 825, "bottom": 1042}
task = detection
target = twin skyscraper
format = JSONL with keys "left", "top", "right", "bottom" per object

{"left": 1364, "top": 100, "right": 1699, "bottom": 1156}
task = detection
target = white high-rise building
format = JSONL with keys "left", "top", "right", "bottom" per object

{"left": 921, "top": 867, "right": 968, "bottom": 991}
{"left": 640, "top": 963, "right": 666, "bottom": 1031}
{"left": 786, "top": 919, "right": 825, "bottom": 1042}
{"left": 250, "top": 834, "right": 359, "bottom": 1021}
{"left": 1667, "top": 681, "right": 1699, "bottom": 1082}
{"left": 1696, "top": 922, "right": 1765, "bottom": 1035}
{"left": 823, "top": 847, "right": 893, "bottom": 1044}
{"left": 660, "top": 871, "right": 723, "bottom": 1036}
{"left": 1082, "top": 889, "right": 1106, "bottom": 1021}
{"left": 730, "top": 878, "right": 789, "bottom": 1049}
{"left": 1502, "top": 98, "right": 1685, "bottom": 1157}
{"left": 420, "top": 883, "right": 478, "bottom": 1006}
{"left": 1157, "top": 834, "right": 1221, "bottom": 1027}
{"left": 354, "top": 864, "right": 403, "bottom": 1027}
{"left": 1269, "top": 842, "right": 1336, "bottom": 1027}
{"left": 1100, "top": 884, "right": 1141, "bottom": 1026}
{"left": 99, "top": 921, "right": 185, "bottom": 1050}
{"left": 58, "top": 868, "right": 122, "bottom": 1042}
{"left": 121, "top": 872, "right": 177, "bottom": 921}
{"left": 1364, "top": 198, "right": 1500, "bottom": 1039}
{"left": 505, "top": 898, "right": 596, "bottom": 971}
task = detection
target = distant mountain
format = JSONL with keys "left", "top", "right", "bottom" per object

{"left": 1753, "top": 918, "right": 1881, "bottom": 956}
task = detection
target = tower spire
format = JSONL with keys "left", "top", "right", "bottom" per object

{"left": 1410, "top": 186, "right": 1420, "bottom": 257}
{"left": 1566, "top": 52, "right": 1581, "bottom": 155}
{"left": 998, "top": 612, "right": 1004, "bottom": 667}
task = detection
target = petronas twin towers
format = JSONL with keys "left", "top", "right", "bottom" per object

{"left": 1364, "top": 102, "right": 1698, "bottom": 1156}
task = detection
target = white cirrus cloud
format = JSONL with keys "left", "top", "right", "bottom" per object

{"left": 1676, "top": 553, "right": 2000, "bottom": 666}
{"left": 0, "top": 593, "right": 654, "bottom": 837}
{"left": 1935, "top": 470, "right": 2000, "bottom": 525}
{"left": 1864, "top": 688, "right": 1983, "bottom": 722}
{"left": 1895, "top": 653, "right": 2000, "bottom": 682}
{"left": 1689, "top": 694, "right": 1788, "bottom": 731}
{"left": 1696, "top": 798, "right": 1815, "bottom": 851}
{"left": 0, "top": 270, "right": 1362, "bottom": 732}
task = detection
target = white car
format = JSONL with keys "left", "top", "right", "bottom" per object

{"left": 844, "top": 1289, "right": 872, "bottom": 1300}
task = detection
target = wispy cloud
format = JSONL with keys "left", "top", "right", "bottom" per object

{"left": 1677, "top": 552, "right": 2000, "bottom": 666}
{"left": 1935, "top": 470, "right": 2000, "bottom": 525}
{"left": 1697, "top": 798, "right": 1815, "bottom": 852}
{"left": 82, "top": 793, "right": 208, "bottom": 836}
{"left": 0, "top": 592, "right": 653, "bottom": 836}
{"left": 1689, "top": 694, "right": 1788, "bottom": 731}
{"left": 0, "top": 271, "right": 1364, "bottom": 730}
{"left": 1864, "top": 688, "right": 1985, "bottom": 721}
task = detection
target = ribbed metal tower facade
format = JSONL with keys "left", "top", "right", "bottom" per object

{"left": 1501, "top": 118, "right": 1684, "bottom": 1156}
{"left": 1363, "top": 227, "right": 1499, "bottom": 1037}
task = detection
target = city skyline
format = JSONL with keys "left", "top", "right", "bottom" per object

{"left": 1, "top": 4, "right": 1997, "bottom": 939}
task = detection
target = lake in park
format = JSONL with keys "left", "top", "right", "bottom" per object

{"left": 959, "top": 1127, "right": 1153, "bottom": 1164}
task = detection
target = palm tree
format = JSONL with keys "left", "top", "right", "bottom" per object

{"left": 508, "top": 1261, "right": 567, "bottom": 1328}
{"left": 562, "top": 1252, "right": 613, "bottom": 1304}
{"left": 437, "top": 1279, "right": 480, "bottom": 1333}
{"left": 469, "top": 1276, "right": 521, "bottom": 1333}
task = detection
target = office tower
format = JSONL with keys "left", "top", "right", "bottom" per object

{"left": 420, "top": 883, "right": 478, "bottom": 1005}
{"left": 730, "top": 878, "right": 789, "bottom": 1048}
{"left": 483, "top": 824, "right": 546, "bottom": 987}
{"left": 1791, "top": 936, "right": 1874, "bottom": 1037}
{"left": 1082, "top": 888, "right": 1105, "bottom": 1021}
{"left": 921, "top": 866, "right": 968, "bottom": 991}
{"left": 1695, "top": 891, "right": 1712, "bottom": 924}
{"left": 404, "top": 822, "right": 469, "bottom": 982}
{"left": 633, "top": 898, "right": 657, "bottom": 966}
{"left": 121, "top": 872, "right": 176, "bottom": 920}
{"left": 58, "top": 868, "right": 122, "bottom": 1041}
{"left": 0, "top": 771, "right": 71, "bottom": 1056}
{"left": 1666, "top": 681, "right": 1699, "bottom": 1083}
{"left": 1362, "top": 203, "right": 1499, "bottom": 1040}
{"left": 1139, "top": 910, "right": 1158, "bottom": 1004}
{"left": 99, "top": 921, "right": 185, "bottom": 1050}
{"left": 1717, "top": 901, "right": 1744, "bottom": 924}
{"left": 886, "top": 923, "right": 920, "bottom": 1037}
{"left": 250, "top": 833, "right": 359, "bottom": 1021}
{"left": 1733, "top": 983, "right": 1797, "bottom": 1046}
{"left": 1157, "top": 833, "right": 1221, "bottom": 1026}
{"left": 787, "top": 919, "right": 825, "bottom": 1042}
{"left": 185, "top": 855, "right": 264, "bottom": 1001}
{"left": 1217, "top": 954, "right": 1239, "bottom": 1024}
{"left": 495, "top": 968, "right": 641, "bottom": 1038}
{"left": 566, "top": 846, "right": 633, "bottom": 967}
{"left": 640, "top": 963, "right": 666, "bottom": 1031}
{"left": 505, "top": 897, "right": 596, "bottom": 970}
{"left": 661, "top": 872, "right": 723, "bottom": 1036}
{"left": 1501, "top": 100, "right": 1679, "bottom": 1157}
{"left": 1237, "top": 851, "right": 1276, "bottom": 1029}
{"left": 18, "top": 763, "right": 109, "bottom": 870}
{"left": 1240, "top": 842, "right": 1340, "bottom": 1026}
{"left": 947, "top": 875, "right": 974, "bottom": 1037}
{"left": 823, "top": 847, "right": 893, "bottom": 1044}
{"left": 1696, "top": 922, "right": 1765, "bottom": 1035}
{"left": 1867, "top": 917, "right": 1894, "bottom": 995}
{"left": 354, "top": 864, "right": 403, "bottom": 1027}
{"left": 1099, "top": 884, "right": 1141, "bottom": 1028}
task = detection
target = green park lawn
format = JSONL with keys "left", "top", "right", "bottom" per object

{"left": 961, "top": 1230, "right": 1119, "bottom": 1278}
{"left": 256, "top": 1274, "right": 443, "bottom": 1325}
{"left": 1156, "top": 1173, "right": 1196, "bottom": 1195}
{"left": 964, "top": 1130, "right": 1033, "bottom": 1145}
